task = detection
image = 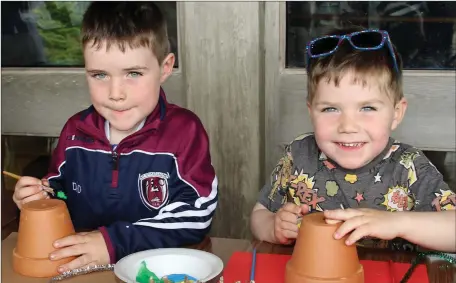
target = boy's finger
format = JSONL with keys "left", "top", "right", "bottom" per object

{"left": 50, "top": 243, "right": 85, "bottom": 261}
{"left": 15, "top": 185, "right": 43, "bottom": 201}
{"left": 279, "top": 211, "right": 300, "bottom": 224}
{"left": 54, "top": 234, "right": 87, "bottom": 248}
{"left": 324, "top": 208, "right": 363, "bottom": 221}
{"left": 282, "top": 230, "right": 298, "bottom": 240}
{"left": 280, "top": 221, "right": 299, "bottom": 233}
{"left": 282, "top": 203, "right": 301, "bottom": 214}
{"left": 275, "top": 233, "right": 292, "bottom": 245}
{"left": 21, "top": 191, "right": 48, "bottom": 205}
{"left": 16, "top": 176, "right": 42, "bottom": 187}
{"left": 325, "top": 219, "right": 342, "bottom": 225}
{"left": 333, "top": 216, "right": 367, "bottom": 239}
{"left": 345, "top": 224, "right": 369, "bottom": 245}
{"left": 300, "top": 204, "right": 311, "bottom": 215}
{"left": 41, "top": 179, "right": 50, "bottom": 187}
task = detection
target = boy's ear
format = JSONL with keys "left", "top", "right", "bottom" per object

{"left": 159, "top": 53, "right": 175, "bottom": 84}
{"left": 391, "top": 97, "right": 408, "bottom": 130}
{"left": 306, "top": 100, "right": 314, "bottom": 120}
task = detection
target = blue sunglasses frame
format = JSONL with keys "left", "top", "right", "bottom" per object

{"left": 305, "top": 29, "right": 400, "bottom": 75}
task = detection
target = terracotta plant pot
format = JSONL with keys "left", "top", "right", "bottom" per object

{"left": 13, "top": 199, "right": 76, "bottom": 277}
{"left": 285, "top": 212, "right": 364, "bottom": 283}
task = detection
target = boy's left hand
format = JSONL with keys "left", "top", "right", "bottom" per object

{"left": 49, "top": 230, "right": 110, "bottom": 273}
{"left": 323, "top": 208, "right": 404, "bottom": 245}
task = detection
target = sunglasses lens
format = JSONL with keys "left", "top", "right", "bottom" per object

{"left": 351, "top": 32, "right": 383, "bottom": 48}
{"left": 309, "top": 37, "right": 340, "bottom": 56}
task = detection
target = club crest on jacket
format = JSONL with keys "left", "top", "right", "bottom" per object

{"left": 138, "top": 172, "right": 170, "bottom": 210}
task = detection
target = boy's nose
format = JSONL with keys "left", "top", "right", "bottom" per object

{"left": 109, "top": 80, "right": 126, "bottom": 101}
{"left": 337, "top": 114, "right": 359, "bottom": 133}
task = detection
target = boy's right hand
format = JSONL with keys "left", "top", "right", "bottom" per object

{"left": 13, "top": 177, "right": 50, "bottom": 210}
{"left": 274, "top": 203, "right": 309, "bottom": 244}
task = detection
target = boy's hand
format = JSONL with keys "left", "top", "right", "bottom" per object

{"left": 274, "top": 203, "right": 309, "bottom": 244}
{"left": 323, "top": 208, "right": 404, "bottom": 245}
{"left": 50, "top": 231, "right": 110, "bottom": 272}
{"left": 13, "top": 177, "right": 50, "bottom": 209}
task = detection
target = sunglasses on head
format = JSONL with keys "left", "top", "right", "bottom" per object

{"left": 305, "top": 29, "right": 400, "bottom": 75}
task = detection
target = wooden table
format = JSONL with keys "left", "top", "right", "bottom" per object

{"left": 2, "top": 233, "right": 455, "bottom": 282}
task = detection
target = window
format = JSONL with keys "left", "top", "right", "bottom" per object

{"left": 1, "top": 1, "right": 178, "bottom": 67}
{"left": 286, "top": 1, "right": 456, "bottom": 69}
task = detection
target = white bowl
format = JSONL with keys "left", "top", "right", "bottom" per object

{"left": 114, "top": 248, "right": 224, "bottom": 282}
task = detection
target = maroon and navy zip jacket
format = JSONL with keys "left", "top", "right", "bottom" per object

{"left": 44, "top": 88, "right": 218, "bottom": 263}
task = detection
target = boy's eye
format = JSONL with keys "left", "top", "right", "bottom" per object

{"left": 321, "top": 107, "right": 338, "bottom": 112}
{"left": 361, "top": 106, "right": 377, "bottom": 111}
{"left": 127, "top": 72, "right": 143, "bottom": 78}
{"left": 92, "top": 73, "right": 107, "bottom": 80}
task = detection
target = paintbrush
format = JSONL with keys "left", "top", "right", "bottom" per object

{"left": 2, "top": 171, "right": 21, "bottom": 180}
{"left": 249, "top": 239, "right": 264, "bottom": 283}
{"left": 2, "top": 170, "right": 55, "bottom": 196}
{"left": 250, "top": 247, "right": 257, "bottom": 283}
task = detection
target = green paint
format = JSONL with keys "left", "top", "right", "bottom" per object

{"left": 56, "top": 191, "right": 67, "bottom": 200}
{"left": 136, "top": 261, "right": 160, "bottom": 283}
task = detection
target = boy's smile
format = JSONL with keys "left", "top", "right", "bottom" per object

{"left": 335, "top": 142, "right": 366, "bottom": 151}
{"left": 308, "top": 71, "right": 407, "bottom": 170}
{"left": 83, "top": 41, "right": 174, "bottom": 144}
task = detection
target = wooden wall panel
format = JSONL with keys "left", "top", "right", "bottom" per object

{"left": 1, "top": 70, "right": 183, "bottom": 137}
{"left": 276, "top": 71, "right": 456, "bottom": 155}
{"left": 263, "top": 2, "right": 282, "bottom": 183}
{"left": 181, "top": 2, "right": 262, "bottom": 239}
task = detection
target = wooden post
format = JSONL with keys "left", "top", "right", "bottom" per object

{"left": 180, "top": 2, "right": 263, "bottom": 239}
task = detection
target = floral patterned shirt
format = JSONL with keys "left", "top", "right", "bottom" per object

{"left": 258, "top": 133, "right": 455, "bottom": 251}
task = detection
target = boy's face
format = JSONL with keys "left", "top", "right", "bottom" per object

{"left": 308, "top": 71, "right": 407, "bottom": 170}
{"left": 84, "top": 41, "right": 174, "bottom": 137}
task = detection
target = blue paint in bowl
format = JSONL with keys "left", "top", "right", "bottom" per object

{"left": 162, "top": 273, "right": 198, "bottom": 282}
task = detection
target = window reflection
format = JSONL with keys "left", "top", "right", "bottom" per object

{"left": 1, "top": 1, "right": 178, "bottom": 67}
{"left": 286, "top": 1, "right": 456, "bottom": 69}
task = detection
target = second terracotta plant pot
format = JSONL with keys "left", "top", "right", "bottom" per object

{"left": 13, "top": 199, "right": 76, "bottom": 277}
{"left": 285, "top": 212, "right": 364, "bottom": 283}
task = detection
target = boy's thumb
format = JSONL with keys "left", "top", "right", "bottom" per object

{"left": 300, "top": 204, "right": 310, "bottom": 215}
{"left": 41, "top": 179, "right": 50, "bottom": 187}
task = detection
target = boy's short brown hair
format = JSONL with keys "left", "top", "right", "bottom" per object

{"left": 81, "top": 2, "right": 170, "bottom": 65}
{"left": 307, "top": 27, "right": 403, "bottom": 104}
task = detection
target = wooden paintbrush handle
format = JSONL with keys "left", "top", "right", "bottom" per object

{"left": 2, "top": 171, "right": 21, "bottom": 180}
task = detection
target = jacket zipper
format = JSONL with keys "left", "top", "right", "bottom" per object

{"left": 111, "top": 150, "right": 119, "bottom": 188}
{"left": 76, "top": 124, "right": 156, "bottom": 189}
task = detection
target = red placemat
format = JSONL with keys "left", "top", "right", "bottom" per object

{"left": 223, "top": 252, "right": 429, "bottom": 283}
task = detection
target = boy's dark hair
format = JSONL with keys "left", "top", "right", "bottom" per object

{"left": 307, "top": 26, "right": 404, "bottom": 104}
{"left": 81, "top": 1, "right": 170, "bottom": 65}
